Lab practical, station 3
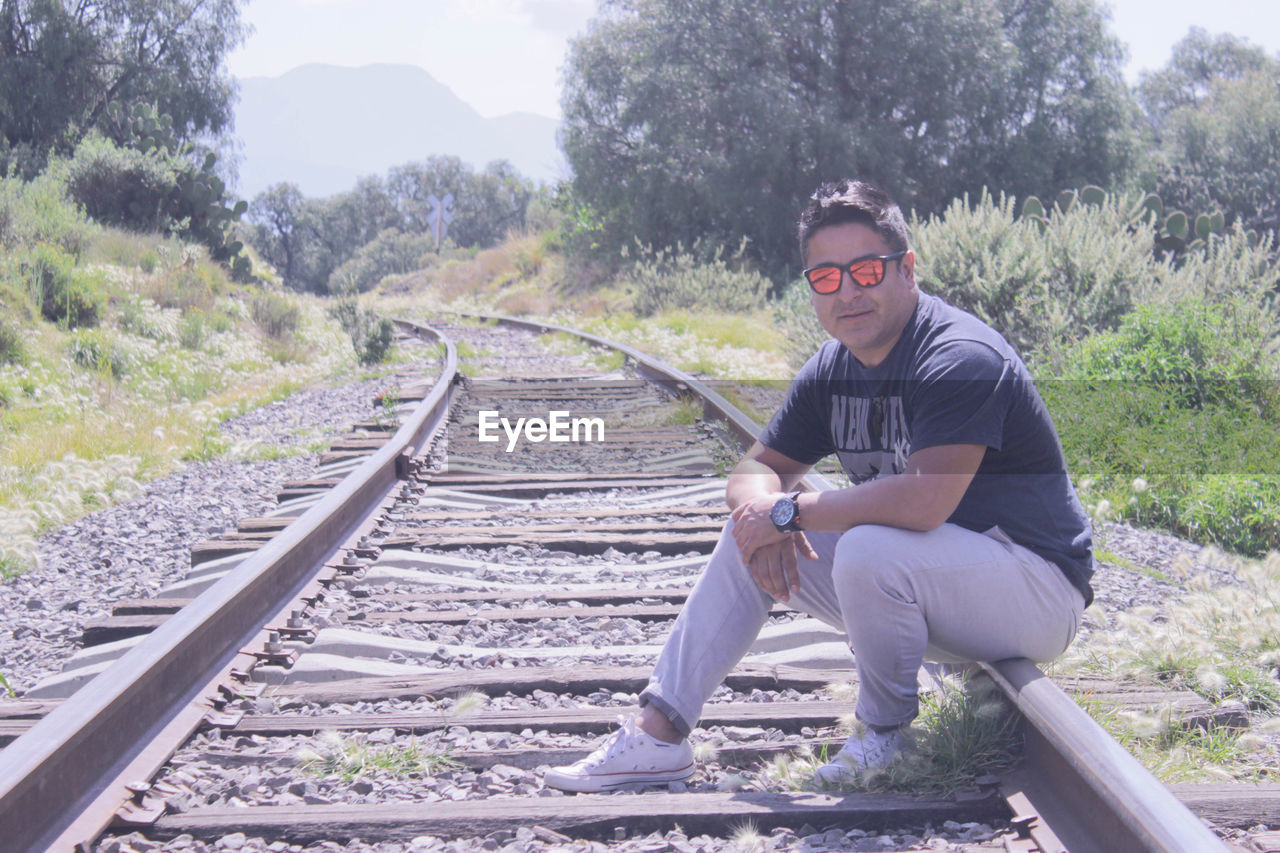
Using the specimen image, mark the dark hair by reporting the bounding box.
[798,180,910,260]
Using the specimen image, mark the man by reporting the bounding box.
[544,179,1093,792]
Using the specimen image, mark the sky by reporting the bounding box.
[226,0,1280,120]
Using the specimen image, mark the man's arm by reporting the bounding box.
[725,441,812,511]
[728,442,987,600]
[795,443,986,533]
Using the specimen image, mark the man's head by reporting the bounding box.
[798,180,918,367]
[797,180,909,263]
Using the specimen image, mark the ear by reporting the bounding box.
[900,250,916,283]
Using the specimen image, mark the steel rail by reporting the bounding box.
[466,310,1227,853]
[0,322,458,853]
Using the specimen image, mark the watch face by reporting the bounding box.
[771,498,794,527]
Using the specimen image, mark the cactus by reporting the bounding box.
[1017,184,1229,264]
[106,101,255,280]
[1080,185,1106,207]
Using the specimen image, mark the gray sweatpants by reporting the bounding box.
[640,520,1085,735]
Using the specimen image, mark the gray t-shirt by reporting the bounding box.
[761,291,1094,604]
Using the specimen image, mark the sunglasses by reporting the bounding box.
[803,250,908,295]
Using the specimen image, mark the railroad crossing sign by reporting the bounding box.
[426,192,454,250]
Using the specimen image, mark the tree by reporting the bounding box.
[387,156,533,247]
[248,157,536,293]
[249,183,308,290]
[0,0,246,174]
[561,0,1139,278]
[1138,29,1280,233]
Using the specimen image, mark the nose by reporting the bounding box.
[837,270,864,298]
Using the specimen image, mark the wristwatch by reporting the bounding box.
[770,491,802,533]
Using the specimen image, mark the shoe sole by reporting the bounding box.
[544,762,695,793]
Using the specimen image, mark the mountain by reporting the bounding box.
[231,63,565,199]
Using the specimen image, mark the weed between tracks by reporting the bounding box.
[298,731,463,781]
[296,691,487,782]
[755,675,1020,795]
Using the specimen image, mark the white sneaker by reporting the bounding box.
[814,726,906,784]
[543,716,695,792]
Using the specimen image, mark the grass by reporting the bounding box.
[757,675,1020,795]
[297,731,462,781]
[1062,547,1280,715]
[1082,696,1275,783]
[664,395,704,426]
[297,691,486,781]
[0,232,358,575]
[1057,545,1280,781]
[1094,547,1173,583]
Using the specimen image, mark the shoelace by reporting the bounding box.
[583,715,640,767]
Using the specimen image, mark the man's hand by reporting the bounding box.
[731,495,818,601]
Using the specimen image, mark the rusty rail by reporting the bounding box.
[0,322,457,852]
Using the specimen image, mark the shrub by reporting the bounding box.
[143,253,224,315]
[58,127,252,280]
[68,329,134,377]
[0,316,23,364]
[330,298,395,365]
[250,290,301,339]
[21,244,103,328]
[329,228,433,293]
[1146,228,1280,306]
[178,311,208,350]
[1060,298,1278,412]
[625,239,769,316]
[61,134,177,234]
[0,173,94,256]
[911,190,1153,358]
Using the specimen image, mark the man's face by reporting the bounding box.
[805,221,918,367]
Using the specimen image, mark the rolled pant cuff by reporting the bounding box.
[639,688,693,739]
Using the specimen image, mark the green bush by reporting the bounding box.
[911,190,1154,359]
[0,316,23,364]
[1060,299,1278,412]
[178,310,208,350]
[58,129,252,280]
[20,244,104,328]
[1045,298,1280,555]
[329,228,433,293]
[68,329,133,377]
[61,134,178,234]
[0,173,94,256]
[249,290,301,339]
[330,298,395,365]
[1147,228,1280,306]
[625,239,769,317]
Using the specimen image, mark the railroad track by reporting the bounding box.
[0,315,1263,852]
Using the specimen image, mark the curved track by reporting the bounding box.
[0,315,1237,851]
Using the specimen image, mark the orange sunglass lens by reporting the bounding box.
[807,267,842,294]
[848,259,885,287]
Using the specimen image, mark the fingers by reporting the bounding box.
[748,542,801,602]
[795,531,819,563]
